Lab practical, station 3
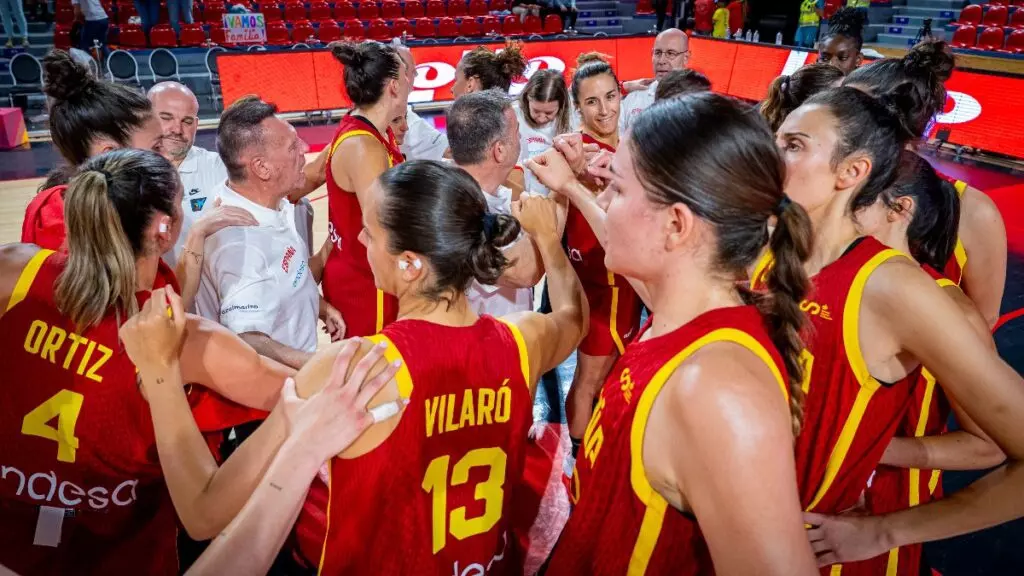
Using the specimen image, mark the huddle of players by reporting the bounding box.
[0,24,1020,576]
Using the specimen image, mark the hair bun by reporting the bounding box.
[876,84,918,141]
[904,40,954,83]
[42,50,93,102]
[496,43,528,81]
[330,41,365,67]
[576,52,610,67]
[828,6,867,36]
[469,213,520,285]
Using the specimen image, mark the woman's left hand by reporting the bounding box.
[319,298,346,342]
[804,511,892,567]
[119,286,187,374]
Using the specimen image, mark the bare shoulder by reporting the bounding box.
[860,254,930,311]
[943,284,991,345]
[959,185,1006,251]
[0,244,43,313]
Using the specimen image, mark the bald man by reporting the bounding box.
[619,28,691,134]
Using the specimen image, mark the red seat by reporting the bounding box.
[358,1,380,19]
[489,0,506,10]
[284,2,307,20]
[523,13,541,34]
[635,0,653,15]
[950,24,977,48]
[259,2,284,22]
[1010,8,1024,28]
[501,14,522,34]
[208,23,227,44]
[203,2,225,24]
[413,16,435,36]
[956,3,982,26]
[426,0,446,17]
[481,14,499,34]
[981,4,1008,27]
[392,16,411,37]
[468,0,487,16]
[53,24,72,49]
[119,23,147,47]
[334,1,356,20]
[266,20,290,44]
[404,0,425,18]
[114,1,137,24]
[459,16,481,35]
[180,22,208,46]
[150,23,178,47]
[448,0,467,17]
[55,6,75,24]
[309,1,331,20]
[320,18,345,41]
[292,19,316,41]
[341,18,365,38]
[368,17,391,39]
[381,0,402,18]
[977,25,1004,49]
[542,13,561,33]
[437,16,458,35]
[1001,28,1024,52]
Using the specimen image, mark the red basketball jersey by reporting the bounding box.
[547,306,791,575]
[0,250,179,575]
[21,185,68,251]
[847,265,954,576]
[322,115,403,337]
[297,316,533,575]
[566,134,642,356]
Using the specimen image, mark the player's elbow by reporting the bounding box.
[180,510,224,541]
[973,439,1007,469]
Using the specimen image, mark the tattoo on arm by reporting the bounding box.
[269,482,284,491]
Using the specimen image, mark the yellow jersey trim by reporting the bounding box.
[630,328,788,505]
[375,289,386,334]
[317,464,333,576]
[7,249,54,312]
[365,334,414,398]
[750,249,775,290]
[952,180,968,278]
[627,490,669,576]
[606,271,627,355]
[885,548,900,576]
[496,318,532,391]
[329,128,396,168]
[954,180,968,196]
[806,248,905,511]
[831,564,844,576]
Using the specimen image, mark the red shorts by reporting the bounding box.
[578,280,641,357]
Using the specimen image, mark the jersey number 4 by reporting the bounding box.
[21,389,85,463]
[421,447,507,554]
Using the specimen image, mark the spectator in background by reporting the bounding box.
[71,0,108,54]
[653,68,711,100]
[795,0,823,48]
[693,0,713,35]
[846,0,868,23]
[195,96,331,370]
[712,0,729,38]
[619,28,690,133]
[167,0,193,36]
[652,0,668,31]
[550,0,577,31]
[390,110,409,148]
[134,0,160,39]
[0,0,29,47]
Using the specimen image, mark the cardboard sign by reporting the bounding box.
[222,13,266,44]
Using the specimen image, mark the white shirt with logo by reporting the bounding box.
[619,80,658,135]
[401,106,449,161]
[194,182,319,353]
[466,185,534,318]
[513,100,558,197]
[167,145,230,269]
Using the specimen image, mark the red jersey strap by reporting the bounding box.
[6,248,55,312]
[364,333,414,398]
[329,115,398,169]
[750,249,774,290]
[495,317,531,391]
[627,327,787,572]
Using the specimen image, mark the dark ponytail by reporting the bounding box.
[881,151,960,271]
[844,39,955,137]
[378,161,521,303]
[330,40,401,107]
[42,49,152,165]
[630,93,811,435]
[760,63,845,133]
[460,43,528,93]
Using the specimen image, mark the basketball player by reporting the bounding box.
[528,93,819,574]
[119,298,402,576]
[619,28,690,133]
[766,88,1024,566]
[760,63,844,133]
[321,40,410,338]
[842,152,1004,575]
[280,161,588,573]
[514,69,571,196]
[561,53,643,451]
[844,40,1007,328]
[0,150,294,575]
[818,8,867,75]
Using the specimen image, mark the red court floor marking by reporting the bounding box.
[994,308,1024,333]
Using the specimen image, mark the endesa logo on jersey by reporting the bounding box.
[218,36,1024,159]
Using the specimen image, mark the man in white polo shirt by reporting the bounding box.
[619,28,691,134]
[195,96,323,369]
[448,90,548,316]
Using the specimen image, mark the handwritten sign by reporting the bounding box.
[222,13,267,44]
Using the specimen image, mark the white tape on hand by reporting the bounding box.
[369,401,401,424]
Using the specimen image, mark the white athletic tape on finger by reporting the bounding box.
[369,401,400,423]
[33,506,64,547]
